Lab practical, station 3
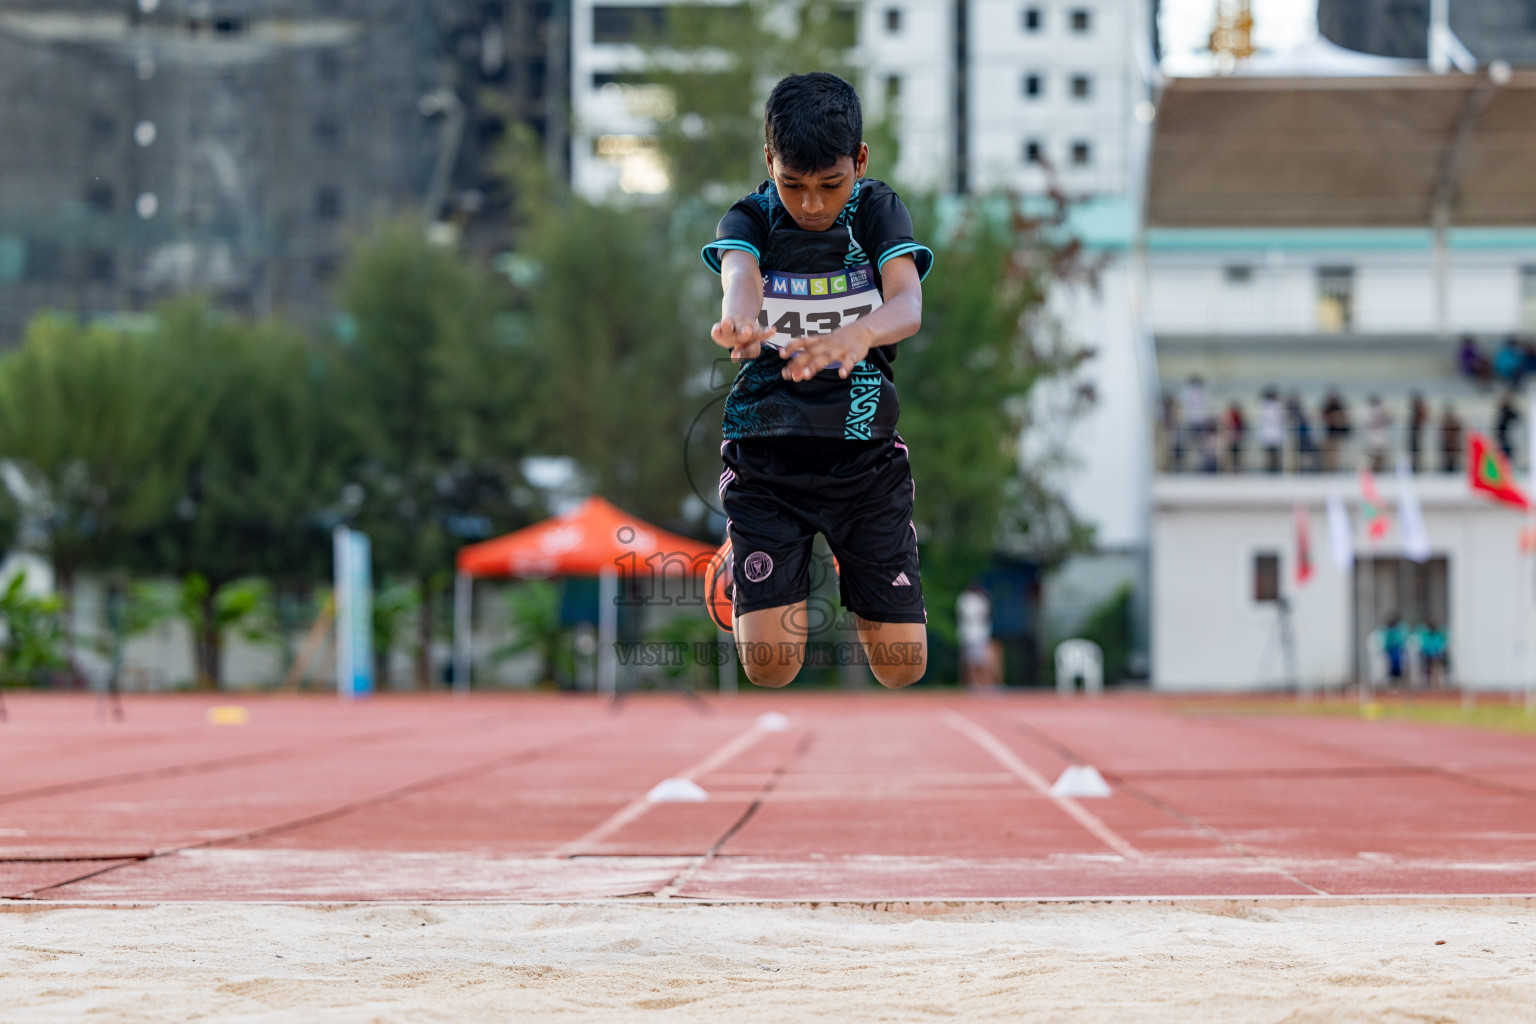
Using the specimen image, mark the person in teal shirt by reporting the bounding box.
[1415,620,1448,688]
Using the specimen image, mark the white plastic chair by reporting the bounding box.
[1055,639,1103,696]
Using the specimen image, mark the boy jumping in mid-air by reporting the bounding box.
[702,71,932,688]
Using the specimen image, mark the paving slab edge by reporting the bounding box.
[4,894,1536,913]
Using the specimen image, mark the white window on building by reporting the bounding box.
[1070,140,1091,166]
[1023,73,1043,98]
[1224,264,1254,285]
[1023,139,1044,164]
[1023,6,1042,31]
[1069,7,1092,33]
[885,74,902,105]
[885,7,902,33]
[1521,266,1536,331]
[1070,74,1092,99]
[1317,266,1355,332]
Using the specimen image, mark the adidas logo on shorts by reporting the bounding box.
[891,572,912,587]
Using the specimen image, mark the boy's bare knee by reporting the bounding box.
[872,660,925,688]
[861,630,927,688]
[743,662,799,688]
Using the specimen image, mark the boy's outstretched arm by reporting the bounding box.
[776,255,922,381]
[711,250,776,362]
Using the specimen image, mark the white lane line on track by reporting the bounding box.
[549,723,772,859]
[943,711,1142,860]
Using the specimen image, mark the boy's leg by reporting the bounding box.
[853,616,927,688]
[720,441,817,688]
[735,602,808,688]
[820,438,928,688]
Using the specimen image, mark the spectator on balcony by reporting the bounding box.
[1407,391,1429,473]
[1495,336,1527,387]
[1495,392,1521,462]
[1364,395,1393,474]
[1180,375,1213,473]
[1440,402,1463,473]
[1197,419,1221,473]
[1321,389,1351,472]
[1223,401,1246,472]
[1458,335,1491,385]
[1287,393,1319,473]
[1159,391,1180,472]
[1258,387,1284,474]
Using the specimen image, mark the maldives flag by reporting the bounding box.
[1293,503,1313,585]
[1469,431,1530,510]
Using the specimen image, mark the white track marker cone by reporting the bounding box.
[646,778,709,803]
[1049,765,1112,799]
[756,711,790,732]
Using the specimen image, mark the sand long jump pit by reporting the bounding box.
[4,693,1536,1020]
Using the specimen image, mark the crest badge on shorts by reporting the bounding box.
[743,551,774,583]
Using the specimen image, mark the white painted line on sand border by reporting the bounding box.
[943,711,1142,860]
[549,723,773,859]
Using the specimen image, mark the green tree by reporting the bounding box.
[642,0,867,198]
[338,220,538,689]
[0,313,215,666]
[0,571,66,686]
[901,195,1097,646]
[125,303,350,688]
[371,581,420,691]
[510,192,715,529]
[174,574,278,689]
[491,580,570,687]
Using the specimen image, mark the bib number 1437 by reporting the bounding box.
[757,305,873,338]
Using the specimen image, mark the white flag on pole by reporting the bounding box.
[1327,493,1354,571]
[1395,455,1431,563]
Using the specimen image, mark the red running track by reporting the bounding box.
[2,692,1535,902]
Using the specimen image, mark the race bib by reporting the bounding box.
[756,263,883,369]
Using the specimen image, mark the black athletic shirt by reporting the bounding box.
[701,178,933,441]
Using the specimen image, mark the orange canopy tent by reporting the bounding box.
[451,497,720,695]
[456,496,716,578]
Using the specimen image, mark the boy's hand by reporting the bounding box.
[777,325,872,381]
[712,317,775,362]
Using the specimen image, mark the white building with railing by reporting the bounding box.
[1145,70,1536,692]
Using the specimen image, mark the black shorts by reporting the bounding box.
[719,436,926,625]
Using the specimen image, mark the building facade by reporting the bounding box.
[1145,71,1536,692]
[0,0,573,340]
[0,0,443,339]
[567,0,1152,196]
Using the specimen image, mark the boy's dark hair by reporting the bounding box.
[764,72,863,173]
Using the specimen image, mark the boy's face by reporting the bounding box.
[764,142,869,232]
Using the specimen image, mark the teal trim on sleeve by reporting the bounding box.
[877,243,934,282]
[700,239,761,274]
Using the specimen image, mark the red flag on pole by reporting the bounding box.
[1293,503,1313,585]
[1468,431,1530,510]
